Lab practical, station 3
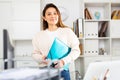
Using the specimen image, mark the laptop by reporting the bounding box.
[83,60,120,80]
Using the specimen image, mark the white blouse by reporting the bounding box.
[32,27,80,67]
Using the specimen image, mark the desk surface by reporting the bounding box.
[0,67,61,80]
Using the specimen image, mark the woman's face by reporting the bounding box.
[43,7,59,26]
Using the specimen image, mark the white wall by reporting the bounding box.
[0,1,12,58]
[10,0,40,40]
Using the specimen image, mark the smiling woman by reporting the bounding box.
[32,3,80,80]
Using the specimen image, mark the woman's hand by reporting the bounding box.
[41,55,47,64]
[32,50,49,64]
[40,54,51,65]
[54,60,64,68]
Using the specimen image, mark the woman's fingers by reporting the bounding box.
[54,60,64,68]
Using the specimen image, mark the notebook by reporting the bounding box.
[47,38,71,60]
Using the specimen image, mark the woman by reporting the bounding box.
[32,3,80,80]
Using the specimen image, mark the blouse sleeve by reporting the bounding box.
[62,28,80,65]
[32,35,43,63]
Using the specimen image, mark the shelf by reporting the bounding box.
[111,37,120,39]
[85,37,110,40]
[85,3,108,6]
[79,55,111,58]
[111,3,120,11]
[14,56,33,61]
[84,3,110,20]
[70,1,120,78]
[78,38,84,40]
[75,1,120,77]
[112,55,120,57]
[84,19,110,22]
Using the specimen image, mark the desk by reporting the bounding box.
[0,67,62,80]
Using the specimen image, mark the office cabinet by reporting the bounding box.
[74,0,120,78]
[10,0,40,40]
[15,60,38,68]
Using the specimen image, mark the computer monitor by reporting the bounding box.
[83,60,120,80]
[3,29,14,69]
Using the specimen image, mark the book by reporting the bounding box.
[73,18,83,38]
[99,22,108,37]
[111,10,118,19]
[73,21,76,34]
[73,21,79,37]
[117,10,120,19]
[47,38,71,60]
[79,43,83,55]
[85,8,92,19]
[77,18,83,38]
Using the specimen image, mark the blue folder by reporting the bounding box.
[47,38,71,60]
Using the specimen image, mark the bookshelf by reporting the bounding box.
[74,1,120,78]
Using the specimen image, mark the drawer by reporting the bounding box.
[111,56,120,60]
[15,61,38,68]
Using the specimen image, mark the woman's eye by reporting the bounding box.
[46,12,57,16]
[47,13,51,16]
[54,12,57,15]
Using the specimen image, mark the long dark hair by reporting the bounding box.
[42,3,66,30]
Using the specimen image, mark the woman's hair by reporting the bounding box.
[42,3,67,30]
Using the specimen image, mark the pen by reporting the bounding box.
[50,62,58,67]
[103,69,109,80]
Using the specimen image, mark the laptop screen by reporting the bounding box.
[83,60,120,80]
